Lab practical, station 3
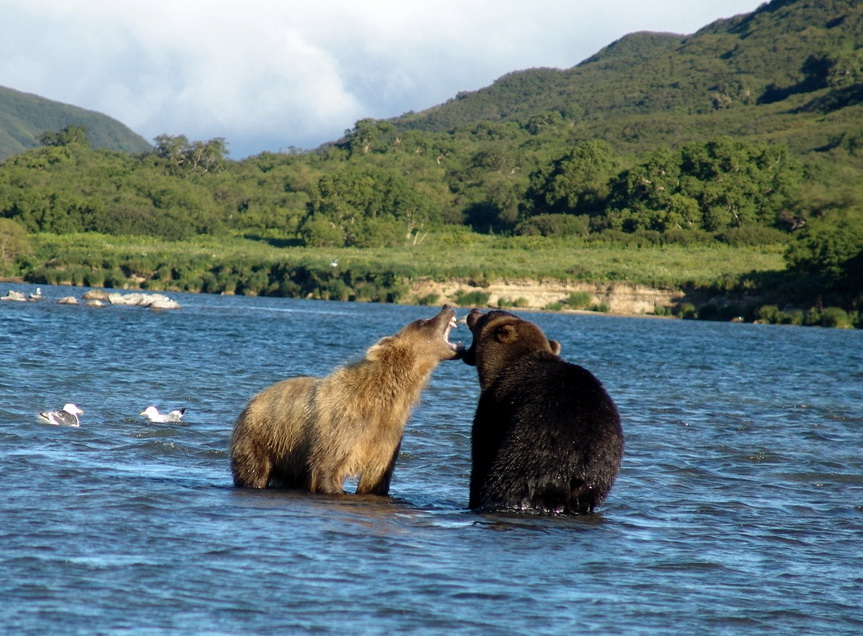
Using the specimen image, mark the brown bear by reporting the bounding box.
[230,305,461,495]
[462,309,624,515]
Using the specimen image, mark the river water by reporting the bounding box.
[1,283,861,635]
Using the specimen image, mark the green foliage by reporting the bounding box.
[567,291,592,309]
[522,140,617,217]
[675,303,699,320]
[747,303,856,328]
[755,304,783,323]
[340,119,399,157]
[716,225,792,246]
[515,214,589,237]
[301,164,439,247]
[40,125,91,148]
[497,297,529,309]
[0,218,32,274]
[785,211,863,289]
[0,137,297,240]
[453,289,492,307]
[153,135,228,175]
[820,306,854,329]
[603,138,805,233]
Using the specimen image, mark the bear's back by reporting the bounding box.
[472,352,623,514]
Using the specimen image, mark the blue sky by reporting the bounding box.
[0,0,763,158]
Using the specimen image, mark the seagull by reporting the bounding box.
[140,406,187,423]
[38,403,83,427]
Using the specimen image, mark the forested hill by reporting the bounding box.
[0,86,152,160]
[392,0,863,154]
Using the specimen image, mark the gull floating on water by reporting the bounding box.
[38,403,83,427]
[141,406,187,423]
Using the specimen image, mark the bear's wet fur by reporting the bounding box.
[230,306,461,494]
[462,309,623,515]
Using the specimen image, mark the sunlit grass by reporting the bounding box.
[31,231,786,289]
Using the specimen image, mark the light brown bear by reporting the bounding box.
[230,305,461,495]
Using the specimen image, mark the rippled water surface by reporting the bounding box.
[1,284,861,635]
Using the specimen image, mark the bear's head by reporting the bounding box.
[461,309,560,388]
[368,305,462,364]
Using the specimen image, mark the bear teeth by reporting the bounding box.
[443,317,458,348]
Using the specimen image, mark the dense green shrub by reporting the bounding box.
[675,303,698,319]
[498,297,530,308]
[0,218,32,275]
[780,310,804,326]
[454,289,491,307]
[497,297,515,308]
[567,291,592,309]
[785,212,863,299]
[104,268,128,288]
[84,269,105,288]
[662,228,715,246]
[803,307,823,326]
[755,304,782,323]
[716,225,790,246]
[515,214,589,237]
[821,306,853,328]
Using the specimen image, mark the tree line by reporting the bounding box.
[0,122,860,318]
[2,125,811,243]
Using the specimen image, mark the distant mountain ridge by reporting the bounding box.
[391,0,863,151]
[0,86,151,160]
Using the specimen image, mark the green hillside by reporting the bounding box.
[393,0,863,156]
[0,86,152,160]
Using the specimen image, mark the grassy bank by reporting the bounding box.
[26,231,786,289]
[18,232,861,328]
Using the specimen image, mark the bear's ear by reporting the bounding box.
[466,308,484,330]
[549,340,562,355]
[493,323,518,344]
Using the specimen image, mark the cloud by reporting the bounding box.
[0,0,762,157]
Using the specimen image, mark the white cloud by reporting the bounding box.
[0,0,763,157]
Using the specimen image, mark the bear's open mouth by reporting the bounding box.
[443,313,462,352]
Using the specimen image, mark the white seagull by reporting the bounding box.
[141,406,187,423]
[38,403,83,427]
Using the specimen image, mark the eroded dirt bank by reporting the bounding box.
[409,279,685,315]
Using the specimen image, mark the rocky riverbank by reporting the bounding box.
[2,287,181,309]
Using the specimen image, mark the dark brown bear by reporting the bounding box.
[230,306,461,494]
[462,309,623,514]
